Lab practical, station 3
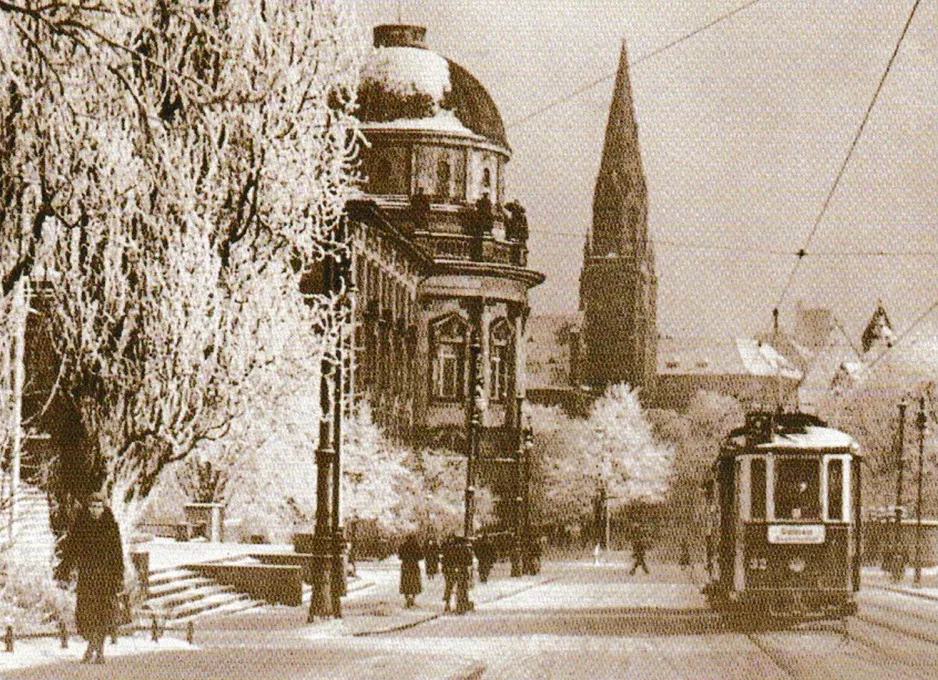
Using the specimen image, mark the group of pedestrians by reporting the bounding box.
[398,533,500,613]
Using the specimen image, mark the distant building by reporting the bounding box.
[653,336,802,412]
[578,41,657,395]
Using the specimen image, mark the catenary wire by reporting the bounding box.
[774,0,925,311]
[505,0,770,131]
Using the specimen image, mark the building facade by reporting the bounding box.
[578,42,657,395]
[351,24,544,456]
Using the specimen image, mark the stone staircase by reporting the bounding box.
[0,481,56,575]
[142,557,268,624]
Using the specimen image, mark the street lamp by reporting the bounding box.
[520,426,536,575]
[890,399,908,582]
[914,395,928,585]
[308,223,350,621]
[464,307,485,540]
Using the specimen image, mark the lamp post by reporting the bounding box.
[308,222,350,621]
[511,395,525,578]
[464,301,485,540]
[915,396,927,585]
[891,399,908,582]
[520,426,535,574]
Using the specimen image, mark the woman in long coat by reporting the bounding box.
[59,490,124,665]
[398,535,423,608]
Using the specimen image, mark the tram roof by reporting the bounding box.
[722,412,860,455]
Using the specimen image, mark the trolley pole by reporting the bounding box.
[914,396,926,585]
[891,399,908,581]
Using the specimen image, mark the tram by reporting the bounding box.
[703,412,862,621]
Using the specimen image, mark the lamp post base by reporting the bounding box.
[305,534,347,621]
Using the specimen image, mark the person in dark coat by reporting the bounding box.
[441,535,474,613]
[424,537,440,580]
[629,529,650,576]
[473,532,495,583]
[58,490,124,665]
[398,535,423,608]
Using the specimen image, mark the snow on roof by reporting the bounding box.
[361,46,451,104]
[656,336,802,380]
[737,338,802,380]
[756,425,858,451]
[363,110,480,138]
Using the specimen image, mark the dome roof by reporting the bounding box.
[358,25,509,150]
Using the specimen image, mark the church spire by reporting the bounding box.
[589,39,647,259]
[578,38,657,395]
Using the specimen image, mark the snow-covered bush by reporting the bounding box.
[0,558,74,629]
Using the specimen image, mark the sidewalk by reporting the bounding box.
[0,552,552,679]
[861,564,938,601]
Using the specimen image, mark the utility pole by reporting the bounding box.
[891,399,908,581]
[915,395,926,585]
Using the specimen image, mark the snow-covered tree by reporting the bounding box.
[530,385,673,530]
[649,391,743,555]
[0,1,364,540]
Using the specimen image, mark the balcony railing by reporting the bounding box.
[412,233,528,268]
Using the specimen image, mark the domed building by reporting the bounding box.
[347,25,544,460]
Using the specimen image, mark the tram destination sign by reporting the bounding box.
[767,525,826,544]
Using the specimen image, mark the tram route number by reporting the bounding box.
[748,557,767,571]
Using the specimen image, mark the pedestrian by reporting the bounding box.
[454,536,475,612]
[57,489,124,665]
[441,535,474,613]
[474,532,495,583]
[679,539,692,572]
[398,534,423,608]
[629,529,650,576]
[424,537,440,580]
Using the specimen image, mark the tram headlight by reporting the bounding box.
[789,558,806,573]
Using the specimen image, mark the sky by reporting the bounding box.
[353,0,938,342]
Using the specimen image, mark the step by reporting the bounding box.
[147,584,238,612]
[169,590,256,619]
[147,575,216,598]
[148,568,205,585]
[173,596,265,624]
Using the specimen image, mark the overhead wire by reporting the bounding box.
[505,0,771,131]
[773,0,925,311]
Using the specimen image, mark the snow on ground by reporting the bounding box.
[0,632,193,673]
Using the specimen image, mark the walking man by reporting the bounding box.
[629,529,650,576]
[57,489,124,665]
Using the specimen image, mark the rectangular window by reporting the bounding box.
[436,345,461,400]
[775,458,820,520]
[751,458,766,520]
[827,459,844,521]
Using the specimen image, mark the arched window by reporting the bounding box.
[430,315,468,402]
[489,319,512,402]
[437,157,451,198]
[481,167,492,200]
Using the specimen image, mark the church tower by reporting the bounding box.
[578,41,657,393]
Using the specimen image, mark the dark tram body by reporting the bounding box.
[704,412,862,620]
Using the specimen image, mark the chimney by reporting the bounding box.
[374,25,428,49]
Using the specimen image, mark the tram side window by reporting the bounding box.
[827,459,844,521]
[775,458,819,520]
[751,458,766,520]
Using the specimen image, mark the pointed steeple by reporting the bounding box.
[589,39,648,259]
[861,301,894,354]
[577,38,657,395]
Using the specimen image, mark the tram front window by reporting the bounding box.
[775,458,819,520]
